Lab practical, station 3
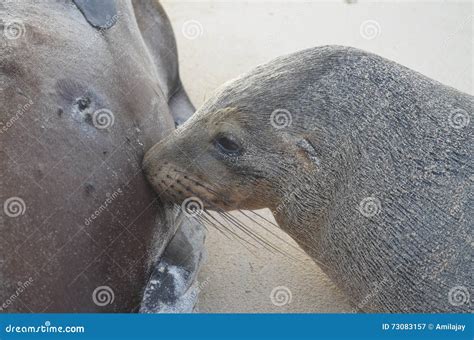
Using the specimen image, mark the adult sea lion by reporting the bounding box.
[1,0,205,312]
[143,46,472,313]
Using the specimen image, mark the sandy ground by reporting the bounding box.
[161,0,472,312]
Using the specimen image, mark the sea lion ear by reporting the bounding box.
[296,138,321,168]
[72,0,118,30]
[131,1,195,126]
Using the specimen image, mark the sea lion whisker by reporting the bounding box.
[171,169,232,204]
[202,211,260,253]
[246,210,280,228]
[198,213,232,240]
[201,207,250,243]
[216,208,302,262]
[238,209,307,256]
[217,210,278,253]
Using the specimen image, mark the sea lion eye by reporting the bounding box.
[214,136,242,155]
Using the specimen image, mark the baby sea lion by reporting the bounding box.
[143,46,472,313]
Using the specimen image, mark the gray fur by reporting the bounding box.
[144,46,472,312]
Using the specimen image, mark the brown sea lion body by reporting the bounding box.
[1,0,204,312]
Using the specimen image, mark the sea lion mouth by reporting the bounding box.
[144,163,233,211]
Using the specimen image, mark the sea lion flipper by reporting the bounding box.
[140,215,206,313]
[72,0,118,30]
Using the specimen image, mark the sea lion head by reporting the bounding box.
[143,46,394,216]
[143,86,323,213]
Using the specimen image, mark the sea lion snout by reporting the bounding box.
[143,140,222,209]
[143,141,175,196]
[143,116,267,212]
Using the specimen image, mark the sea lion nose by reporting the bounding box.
[143,143,159,169]
[142,159,151,178]
[142,150,156,180]
[142,145,169,188]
